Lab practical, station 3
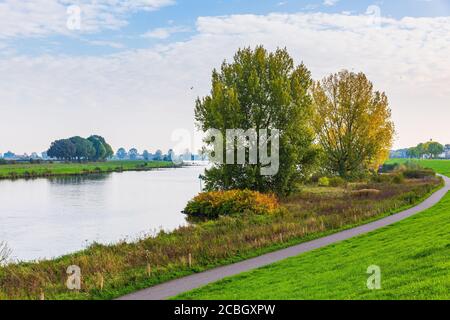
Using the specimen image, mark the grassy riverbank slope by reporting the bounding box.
[0,175,442,300]
[386,158,450,177]
[0,161,175,180]
[176,191,450,300]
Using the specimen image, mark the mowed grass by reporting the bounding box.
[175,192,450,300]
[0,160,175,179]
[386,159,450,177]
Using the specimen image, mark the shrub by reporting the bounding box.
[318,177,330,187]
[329,176,346,187]
[183,189,279,219]
[381,163,398,173]
[371,174,393,184]
[403,169,435,179]
[392,173,405,184]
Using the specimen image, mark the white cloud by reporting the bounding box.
[0,0,175,38]
[85,40,125,49]
[142,26,191,39]
[323,0,339,7]
[1,12,450,153]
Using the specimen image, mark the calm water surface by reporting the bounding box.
[0,166,205,262]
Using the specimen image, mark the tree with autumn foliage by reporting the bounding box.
[311,70,395,177]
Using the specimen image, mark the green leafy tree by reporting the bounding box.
[128,148,139,160]
[425,141,444,159]
[47,139,76,161]
[195,46,317,195]
[69,136,95,161]
[407,147,419,159]
[416,143,427,158]
[87,135,114,161]
[116,148,127,159]
[142,150,150,161]
[154,149,163,161]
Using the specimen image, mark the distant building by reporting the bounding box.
[445,145,450,159]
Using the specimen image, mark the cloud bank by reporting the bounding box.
[1,12,450,153]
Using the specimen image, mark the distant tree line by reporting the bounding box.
[115,148,176,161]
[407,141,446,159]
[47,135,113,161]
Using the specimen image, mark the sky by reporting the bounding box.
[1,0,450,155]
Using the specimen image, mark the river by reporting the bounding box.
[0,166,206,262]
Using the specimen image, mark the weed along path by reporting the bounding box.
[118,175,450,300]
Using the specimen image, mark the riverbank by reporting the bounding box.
[0,175,443,300]
[0,161,177,180]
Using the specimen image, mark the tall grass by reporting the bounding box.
[0,177,442,300]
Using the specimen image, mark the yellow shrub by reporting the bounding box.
[184,189,279,219]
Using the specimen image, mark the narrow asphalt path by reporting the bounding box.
[119,175,450,300]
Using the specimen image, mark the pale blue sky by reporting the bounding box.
[1,0,450,154]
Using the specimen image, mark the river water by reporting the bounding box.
[0,166,205,262]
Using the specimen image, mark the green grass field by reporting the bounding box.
[386,158,450,177]
[175,159,450,300]
[0,160,175,179]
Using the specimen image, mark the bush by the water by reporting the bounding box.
[318,177,330,187]
[329,176,347,187]
[183,190,279,219]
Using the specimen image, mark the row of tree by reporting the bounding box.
[407,141,446,159]
[196,46,395,195]
[47,135,113,161]
[116,148,167,161]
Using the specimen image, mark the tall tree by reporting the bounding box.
[142,150,150,161]
[195,46,317,195]
[312,70,395,177]
[425,141,444,159]
[154,149,163,161]
[407,147,419,159]
[69,136,95,161]
[116,148,127,159]
[47,139,76,161]
[128,148,139,160]
[88,135,113,161]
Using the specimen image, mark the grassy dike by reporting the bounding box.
[0,175,442,300]
[0,160,176,180]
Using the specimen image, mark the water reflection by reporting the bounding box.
[47,174,111,185]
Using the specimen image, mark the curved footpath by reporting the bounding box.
[119,174,450,300]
